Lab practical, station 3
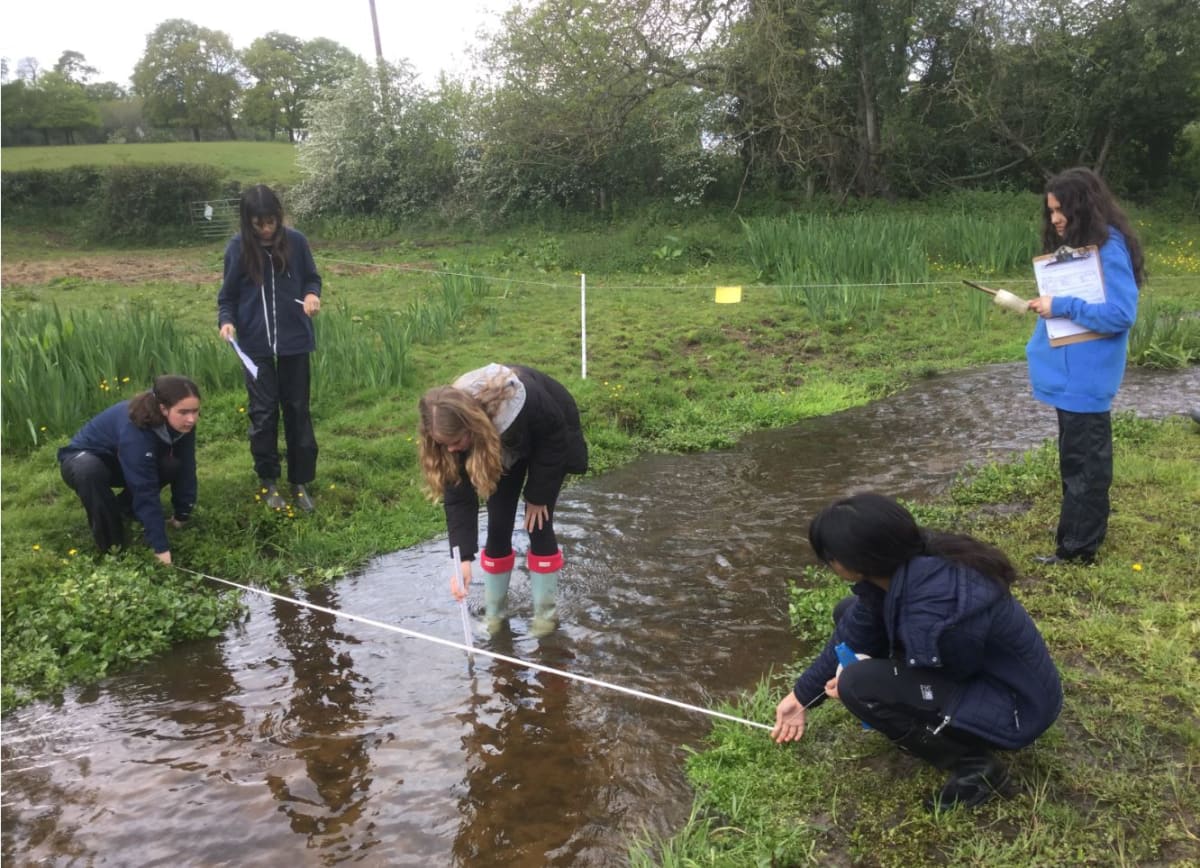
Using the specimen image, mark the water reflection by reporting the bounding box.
[264,587,374,851]
[453,640,588,865]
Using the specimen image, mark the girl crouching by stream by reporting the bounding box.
[772,492,1062,810]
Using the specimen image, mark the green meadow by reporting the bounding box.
[0,140,300,188]
[2,160,1198,863]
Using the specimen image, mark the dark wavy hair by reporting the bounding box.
[808,492,1015,589]
[238,184,291,287]
[128,375,201,428]
[1043,167,1145,287]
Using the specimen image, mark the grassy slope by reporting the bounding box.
[0,141,300,188]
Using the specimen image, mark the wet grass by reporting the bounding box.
[631,414,1200,866]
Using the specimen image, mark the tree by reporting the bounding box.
[293,62,457,218]
[54,50,98,85]
[241,33,360,141]
[132,19,242,140]
[15,56,40,83]
[86,81,128,102]
[472,0,722,213]
[35,71,101,143]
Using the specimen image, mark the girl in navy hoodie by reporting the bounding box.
[59,375,201,565]
[1026,168,1143,564]
[218,185,322,512]
[773,493,1062,811]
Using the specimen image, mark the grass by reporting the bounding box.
[0,141,300,189]
[632,415,1200,865]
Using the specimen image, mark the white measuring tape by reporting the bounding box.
[175,566,773,732]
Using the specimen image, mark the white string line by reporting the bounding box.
[175,566,773,732]
[314,258,1200,292]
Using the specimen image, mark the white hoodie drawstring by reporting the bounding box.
[258,249,278,356]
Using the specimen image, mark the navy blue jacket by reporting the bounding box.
[59,401,197,553]
[217,227,322,358]
[793,556,1062,749]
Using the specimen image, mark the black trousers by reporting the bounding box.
[60,451,177,553]
[245,353,318,485]
[483,458,564,559]
[1055,408,1112,560]
[832,598,995,752]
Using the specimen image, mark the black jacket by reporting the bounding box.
[444,365,587,560]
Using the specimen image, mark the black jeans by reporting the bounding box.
[245,352,318,484]
[1055,408,1112,560]
[832,598,995,751]
[60,451,178,553]
[483,458,564,559]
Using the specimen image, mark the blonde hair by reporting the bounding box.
[417,385,505,499]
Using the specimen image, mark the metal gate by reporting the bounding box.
[190,198,239,240]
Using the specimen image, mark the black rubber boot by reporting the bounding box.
[892,725,1008,811]
[927,752,1008,811]
[259,479,286,509]
[291,484,315,513]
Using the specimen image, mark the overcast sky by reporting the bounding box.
[0,0,501,87]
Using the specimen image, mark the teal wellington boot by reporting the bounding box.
[528,549,564,638]
[480,551,515,635]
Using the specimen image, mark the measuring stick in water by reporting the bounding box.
[451,546,474,655]
[962,279,1029,314]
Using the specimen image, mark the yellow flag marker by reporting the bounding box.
[715,285,742,304]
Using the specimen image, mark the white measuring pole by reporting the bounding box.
[451,546,473,658]
[580,272,587,380]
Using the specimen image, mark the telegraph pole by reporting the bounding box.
[368,0,384,62]
[368,0,389,110]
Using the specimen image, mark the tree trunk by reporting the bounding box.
[192,126,201,142]
[1094,127,1114,177]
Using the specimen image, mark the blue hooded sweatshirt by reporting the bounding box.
[793,556,1063,750]
[59,401,197,553]
[1025,228,1139,413]
[217,227,322,359]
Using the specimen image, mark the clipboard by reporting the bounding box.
[1032,245,1110,348]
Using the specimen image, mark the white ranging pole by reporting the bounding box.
[580,272,588,380]
[452,546,473,659]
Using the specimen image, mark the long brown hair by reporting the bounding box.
[1043,167,1145,287]
[417,386,504,499]
[238,184,291,287]
[128,375,201,429]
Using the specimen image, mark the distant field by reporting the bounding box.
[0,141,300,187]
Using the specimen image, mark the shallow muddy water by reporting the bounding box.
[3,363,1196,866]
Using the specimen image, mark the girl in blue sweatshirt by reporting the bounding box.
[218,185,322,512]
[1025,168,1143,564]
[58,375,201,564]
